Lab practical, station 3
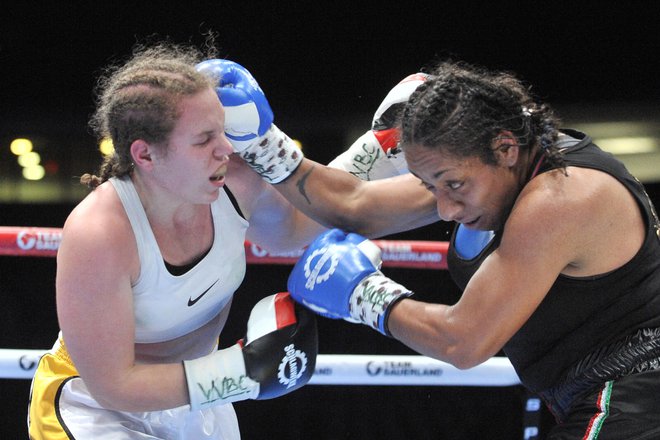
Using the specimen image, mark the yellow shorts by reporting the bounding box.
[28,338,240,439]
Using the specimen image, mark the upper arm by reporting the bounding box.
[445,182,585,363]
[389,177,586,367]
[56,203,138,399]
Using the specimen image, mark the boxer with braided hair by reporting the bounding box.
[28,40,442,439]
[401,61,565,170]
[216,59,660,438]
[28,42,326,440]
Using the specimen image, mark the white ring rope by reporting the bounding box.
[0,349,520,385]
[1,226,520,386]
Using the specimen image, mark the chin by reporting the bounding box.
[199,189,220,204]
[470,217,498,231]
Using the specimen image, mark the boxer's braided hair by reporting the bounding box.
[400,60,564,170]
[82,42,216,188]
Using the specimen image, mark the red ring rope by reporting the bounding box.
[0,226,449,269]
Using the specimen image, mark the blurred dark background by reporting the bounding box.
[2,2,660,439]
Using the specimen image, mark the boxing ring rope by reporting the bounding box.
[0,225,519,387]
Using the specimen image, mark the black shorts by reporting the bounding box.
[546,368,660,439]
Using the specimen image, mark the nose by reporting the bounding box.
[436,196,463,222]
[213,134,234,159]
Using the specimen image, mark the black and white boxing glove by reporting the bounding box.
[328,73,428,180]
[183,292,317,410]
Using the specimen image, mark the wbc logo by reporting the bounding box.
[303,246,339,290]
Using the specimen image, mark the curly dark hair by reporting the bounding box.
[82,40,217,188]
[400,60,564,169]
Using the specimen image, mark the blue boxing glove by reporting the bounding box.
[287,229,413,336]
[196,59,303,183]
[196,59,273,144]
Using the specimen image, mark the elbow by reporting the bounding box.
[447,353,485,370]
[448,338,501,370]
[433,340,483,370]
[326,200,382,237]
[302,205,373,237]
[83,378,149,413]
[329,215,374,237]
[438,345,492,370]
[87,387,137,412]
[432,320,494,370]
[86,387,130,412]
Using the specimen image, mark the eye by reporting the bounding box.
[195,134,214,146]
[420,181,435,192]
[447,180,463,190]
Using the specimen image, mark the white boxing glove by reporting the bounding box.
[183,292,317,410]
[328,73,428,180]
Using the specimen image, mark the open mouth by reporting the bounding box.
[210,165,227,183]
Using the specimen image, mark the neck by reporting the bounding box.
[130,173,205,228]
[526,146,545,182]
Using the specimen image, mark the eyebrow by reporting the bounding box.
[196,130,217,138]
[410,168,450,181]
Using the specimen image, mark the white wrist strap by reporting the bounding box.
[236,124,303,184]
[349,272,413,336]
[328,130,407,181]
[183,344,259,411]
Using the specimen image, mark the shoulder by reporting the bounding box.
[60,182,138,278]
[503,166,637,271]
[516,166,629,222]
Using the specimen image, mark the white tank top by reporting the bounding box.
[109,176,249,343]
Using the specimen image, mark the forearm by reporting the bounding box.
[276,159,438,238]
[387,299,491,369]
[88,362,189,412]
[276,159,367,229]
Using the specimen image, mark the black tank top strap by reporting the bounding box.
[223,185,245,220]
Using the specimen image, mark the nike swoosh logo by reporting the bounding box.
[188,279,219,307]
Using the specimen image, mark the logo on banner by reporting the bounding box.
[16,230,61,251]
[19,354,40,371]
[249,243,304,259]
[366,361,443,377]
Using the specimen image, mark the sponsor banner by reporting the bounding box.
[309,355,520,386]
[0,227,61,257]
[246,240,448,269]
[0,226,448,270]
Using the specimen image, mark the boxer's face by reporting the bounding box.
[146,88,233,205]
[406,143,521,231]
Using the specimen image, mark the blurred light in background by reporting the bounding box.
[2,111,659,203]
[22,165,46,180]
[10,138,47,181]
[10,138,33,156]
[99,138,114,156]
[17,151,41,168]
[593,137,657,155]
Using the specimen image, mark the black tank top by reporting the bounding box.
[447,129,660,393]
